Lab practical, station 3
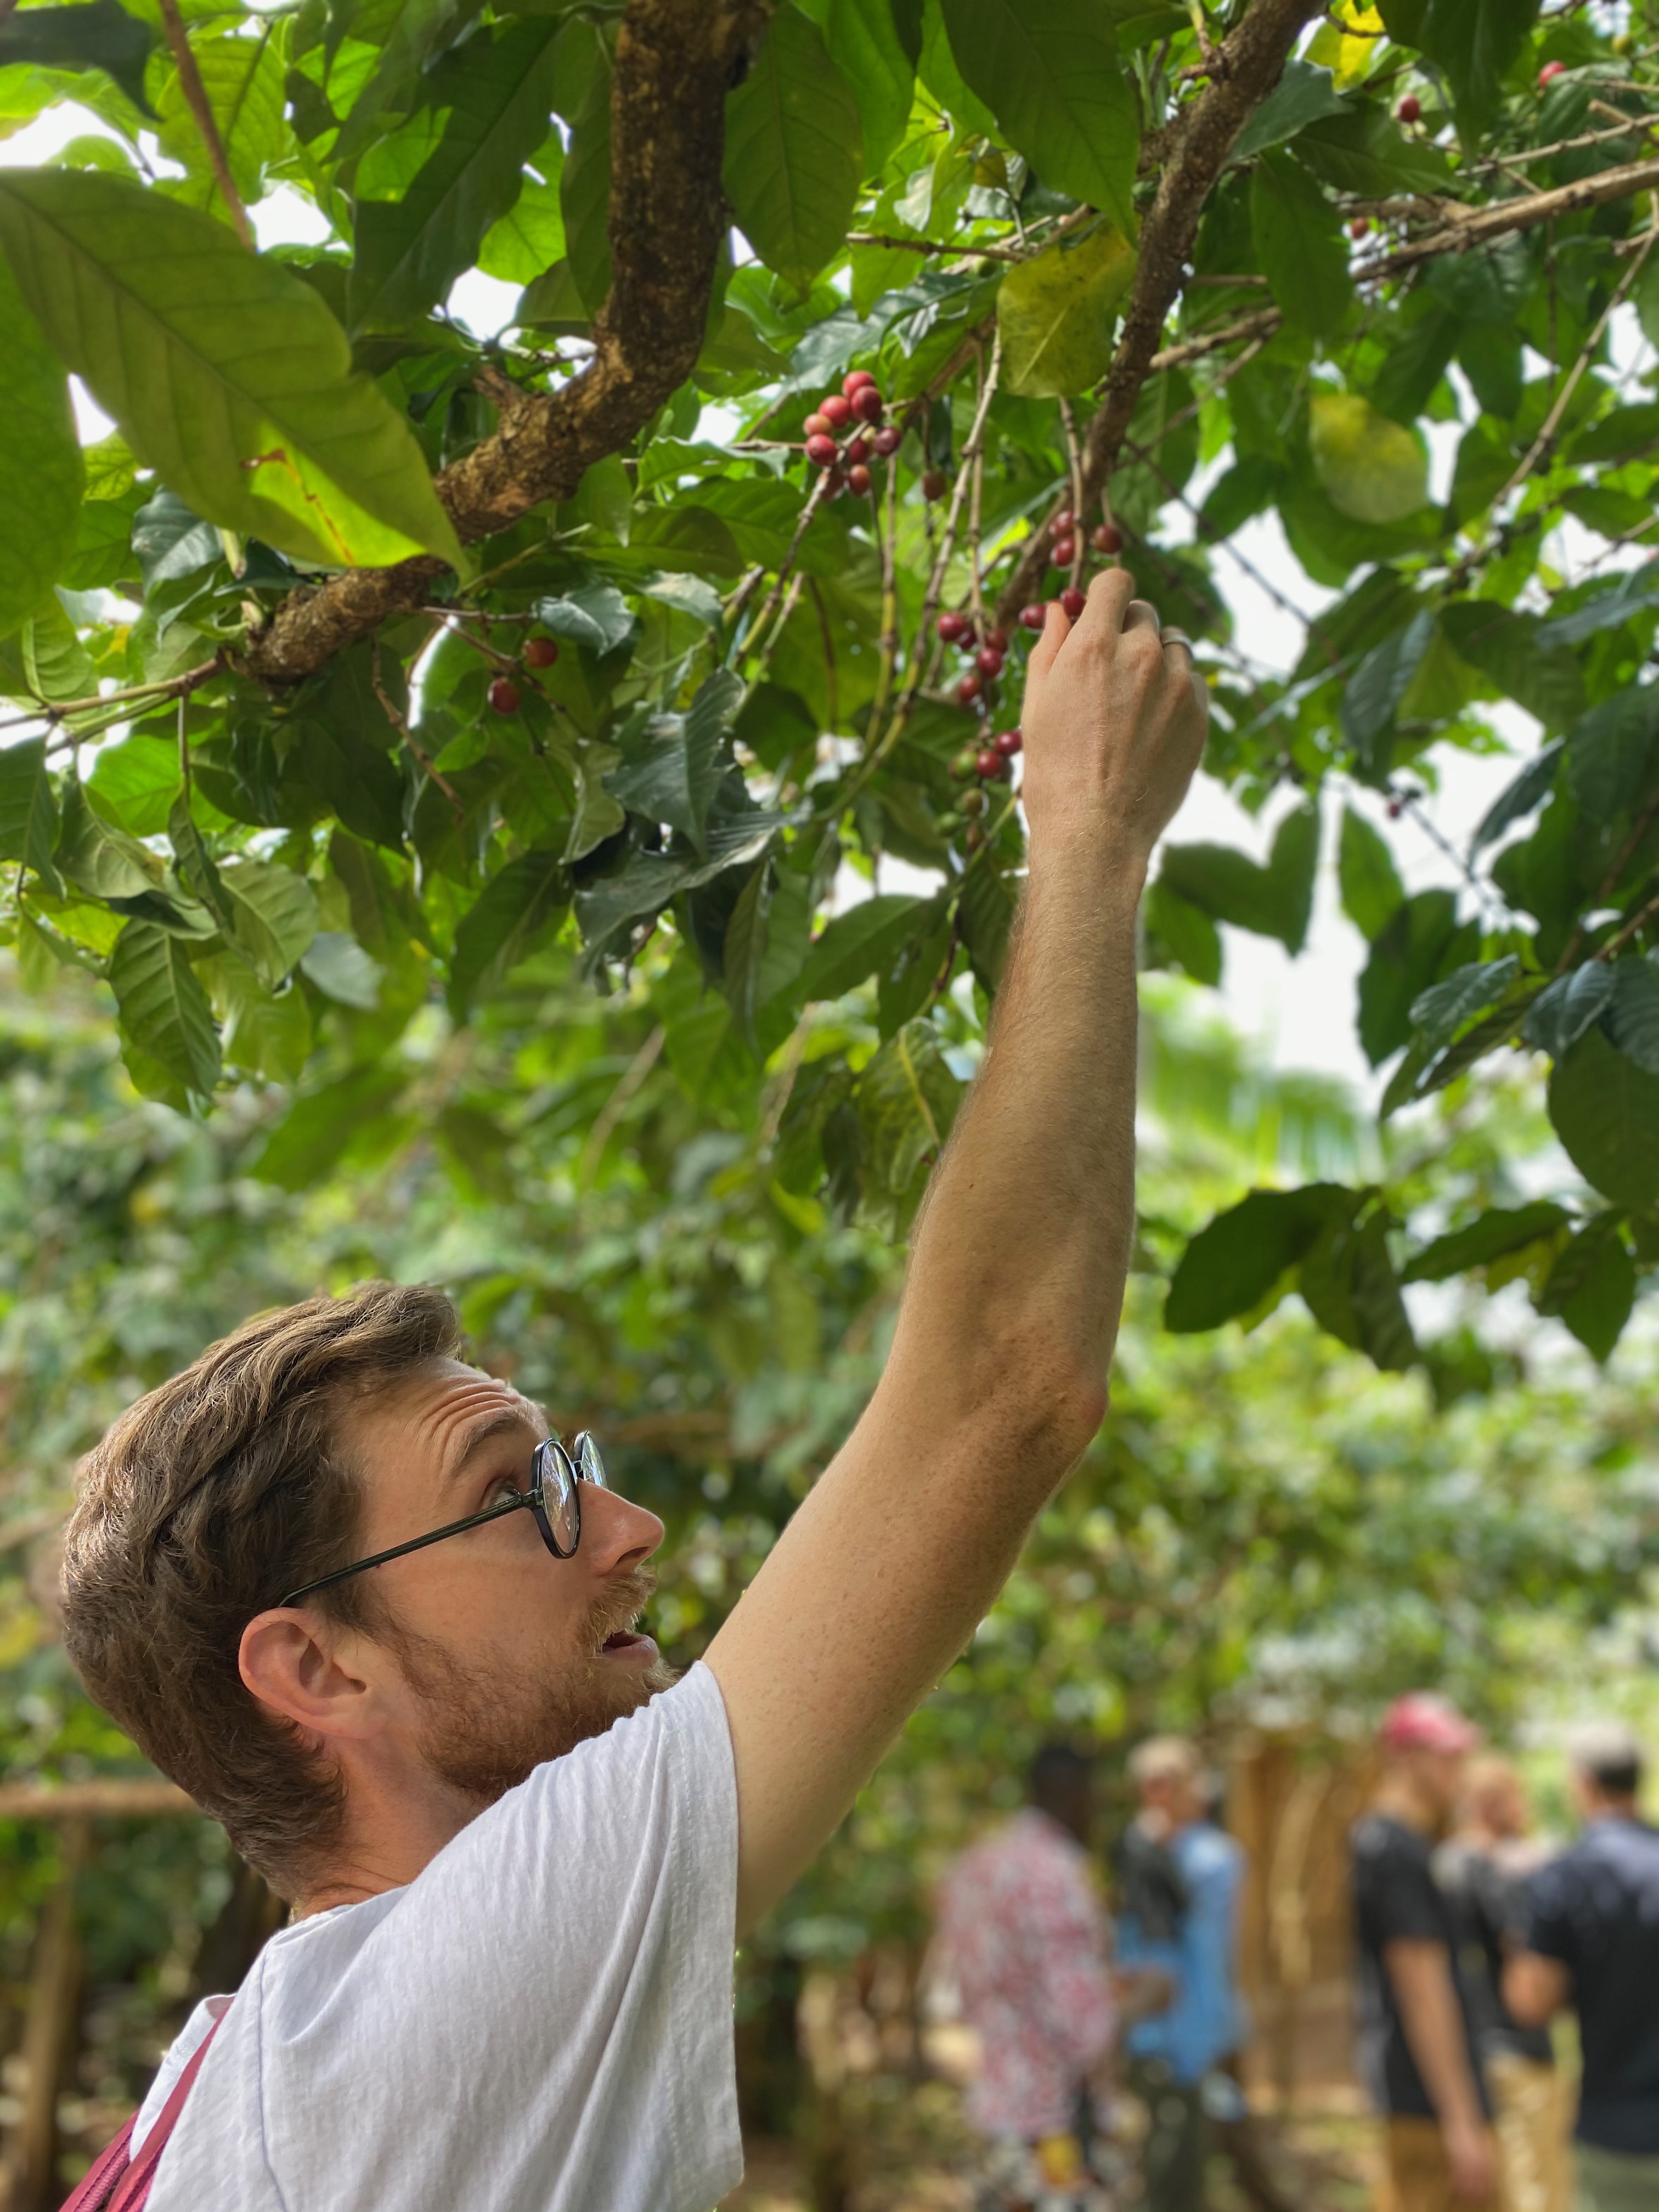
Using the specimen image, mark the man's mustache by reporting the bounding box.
[583,1565,657,1649]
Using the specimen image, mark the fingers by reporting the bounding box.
[1121,599,1161,636]
[1026,595,1070,682]
[1079,565,1136,639]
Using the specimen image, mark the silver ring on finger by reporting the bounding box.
[1162,627,1194,657]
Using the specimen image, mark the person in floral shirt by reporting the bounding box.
[935,1746,1120,2210]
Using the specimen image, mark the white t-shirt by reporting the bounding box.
[134,1664,742,2212]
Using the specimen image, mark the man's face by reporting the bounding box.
[1412,1745,1466,1824]
[338,1360,673,1805]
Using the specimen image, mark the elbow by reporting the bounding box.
[1006,1348,1108,1472]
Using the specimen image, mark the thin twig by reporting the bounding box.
[1059,399,1085,585]
[742,471,830,658]
[373,641,461,812]
[1596,887,1659,962]
[578,1025,666,1180]
[864,448,902,744]
[750,574,803,685]
[155,0,253,250]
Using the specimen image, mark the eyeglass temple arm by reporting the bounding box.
[280,1492,534,1608]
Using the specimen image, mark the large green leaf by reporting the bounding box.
[1251,153,1350,341]
[1357,888,1475,1066]
[996,225,1136,399]
[1310,392,1430,523]
[940,0,1138,236]
[1165,1184,1353,1332]
[1606,952,1659,1076]
[0,253,82,634]
[797,894,926,1003]
[1337,805,1405,943]
[1537,1222,1636,1363]
[0,0,154,116]
[448,849,570,1018]
[817,0,914,177]
[605,670,742,857]
[1402,1201,1570,1283]
[331,0,475,163]
[1159,803,1319,954]
[854,1017,960,1209]
[348,20,567,332]
[1379,0,1541,143]
[0,171,463,572]
[1524,960,1615,1060]
[109,919,221,1098]
[723,4,863,297]
[555,22,613,315]
[1231,59,1350,164]
[0,740,60,883]
[1548,1025,1659,1209]
[219,859,320,990]
[156,30,287,216]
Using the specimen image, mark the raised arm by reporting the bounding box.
[706,571,1206,1933]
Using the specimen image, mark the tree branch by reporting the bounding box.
[156,0,253,250]
[997,0,1326,625]
[241,0,772,685]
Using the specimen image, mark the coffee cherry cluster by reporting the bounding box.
[935,610,1011,706]
[949,726,1023,788]
[488,631,560,714]
[803,371,899,498]
[1013,512,1125,631]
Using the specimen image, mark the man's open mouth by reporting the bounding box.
[598,1628,656,1657]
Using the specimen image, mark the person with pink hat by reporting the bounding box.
[1351,1695,1497,2212]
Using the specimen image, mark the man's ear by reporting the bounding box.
[239,1610,385,1745]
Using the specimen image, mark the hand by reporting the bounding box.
[1018,567,1208,872]
[1444,2116,1497,2202]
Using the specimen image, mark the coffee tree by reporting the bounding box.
[2,0,1658,1372]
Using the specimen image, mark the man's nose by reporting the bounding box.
[583,1483,664,1574]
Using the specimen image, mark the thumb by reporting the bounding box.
[1025,597,1068,685]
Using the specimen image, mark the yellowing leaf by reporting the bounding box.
[1307,3,1384,89]
[996,225,1136,398]
[1310,391,1430,524]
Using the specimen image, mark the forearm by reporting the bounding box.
[1388,1948,1485,2130]
[887,839,1147,1447]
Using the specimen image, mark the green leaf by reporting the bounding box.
[1143,879,1222,985]
[557,22,612,315]
[534,579,635,654]
[722,857,774,1046]
[348,20,567,334]
[205,957,312,1084]
[605,670,742,857]
[251,1065,407,1188]
[1341,610,1433,773]
[1402,1201,1570,1283]
[1523,960,1615,1060]
[996,224,1137,399]
[1438,606,1584,737]
[855,1016,960,1207]
[1357,888,1474,1066]
[1566,684,1659,825]
[916,0,998,138]
[109,918,221,1097]
[331,0,475,163]
[1379,0,1541,143]
[0,0,155,117]
[0,252,83,634]
[819,0,914,177]
[797,894,926,1003]
[477,144,565,284]
[219,859,320,990]
[1301,1209,1417,1372]
[1606,952,1659,1076]
[1410,955,1521,1049]
[940,0,1139,236]
[1294,101,1452,198]
[1231,59,1350,164]
[723,3,863,297]
[87,733,177,836]
[958,863,1018,992]
[0,171,464,572]
[294,716,407,849]
[1165,1184,1353,1333]
[0,739,60,882]
[156,31,287,217]
[1337,805,1404,943]
[1470,740,1564,855]
[1548,1025,1659,1209]
[1538,1223,1636,1363]
[448,848,570,1018]
[1251,152,1350,341]
[301,930,383,1008]
[1310,391,1429,522]
[1537,558,1659,649]
[1159,802,1319,954]
[57,782,163,901]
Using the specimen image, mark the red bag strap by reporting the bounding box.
[64,2011,228,2212]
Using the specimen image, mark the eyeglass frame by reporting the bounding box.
[280,1432,607,1609]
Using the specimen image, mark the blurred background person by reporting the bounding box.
[1351,1695,1497,2212]
[1436,1757,1569,2212]
[1506,1722,1659,2212]
[1115,1736,1245,2212]
[934,1745,1119,2211]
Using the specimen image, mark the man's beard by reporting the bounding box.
[388,1567,678,1808]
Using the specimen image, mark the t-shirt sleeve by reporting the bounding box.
[1521,1857,1578,1967]
[1360,1829,1448,1948]
[257,1663,742,2212]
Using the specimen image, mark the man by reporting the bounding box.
[1436,1758,1568,2212]
[1506,1722,1659,2212]
[1350,1694,1497,2212]
[1115,1736,1245,2212]
[934,1746,1118,2211]
[59,568,1207,2212]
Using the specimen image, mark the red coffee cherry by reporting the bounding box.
[843,369,877,396]
[975,747,1008,781]
[1396,93,1421,122]
[937,611,970,643]
[1092,521,1124,555]
[851,385,884,424]
[803,411,831,439]
[994,727,1023,758]
[1051,509,1075,534]
[523,635,559,668]
[872,425,902,457]
[1019,602,1049,630]
[956,671,983,704]
[923,469,949,500]
[805,433,839,468]
[821,393,853,428]
[984,626,1008,653]
[488,676,521,715]
[847,463,873,496]
[1538,60,1566,87]
[976,646,1005,677]
[1350,216,1371,240]
[844,435,871,467]
[1052,534,1077,568]
[1060,586,1087,619]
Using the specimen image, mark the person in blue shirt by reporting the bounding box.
[1114,1736,1246,2212]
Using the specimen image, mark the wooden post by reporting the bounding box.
[4,1817,91,2212]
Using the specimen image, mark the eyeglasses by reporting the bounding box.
[281,1433,607,1609]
